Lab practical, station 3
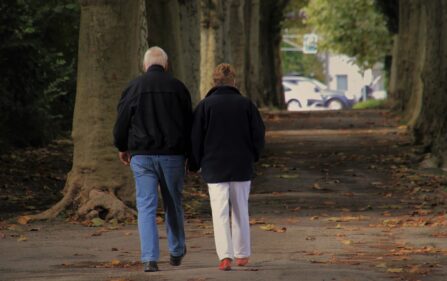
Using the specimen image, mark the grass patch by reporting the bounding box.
[353,99,387,109]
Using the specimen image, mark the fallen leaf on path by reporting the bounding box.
[259,224,275,231]
[387,267,404,273]
[390,246,444,256]
[383,219,400,227]
[310,216,319,220]
[375,262,387,268]
[0,231,5,239]
[327,216,367,222]
[305,236,316,241]
[111,259,121,266]
[17,216,31,225]
[278,174,299,179]
[17,235,28,242]
[341,240,352,245]
[249,219,266,225]
[259,224,286,233]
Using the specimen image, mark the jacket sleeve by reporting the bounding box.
[113,84,136,152]
[249,102,265,162]
[189,102,205,172]
[182,85,193,159]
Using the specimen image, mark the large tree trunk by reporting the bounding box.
[199,0,225,97]
[388,0,447,169]
[388,0,425,124]
[29,0,147,222]
[257,0,288,108]
[412,0,447,169]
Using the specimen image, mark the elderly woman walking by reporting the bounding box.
[189,63,265,271]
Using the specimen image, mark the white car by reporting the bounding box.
[283,81,324,111]
[282,76,353,111]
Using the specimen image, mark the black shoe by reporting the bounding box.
[143,261,159,272]
[170,246,187,266]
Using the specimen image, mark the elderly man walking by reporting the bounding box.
[113,46,191,272]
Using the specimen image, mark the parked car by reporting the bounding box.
[282,76,354,111]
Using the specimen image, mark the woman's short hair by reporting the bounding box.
[212,63,236,86]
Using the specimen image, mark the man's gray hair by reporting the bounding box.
[143,46,168,70]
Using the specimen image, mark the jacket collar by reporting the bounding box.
[205,85,241,98]
[147,64,165,73]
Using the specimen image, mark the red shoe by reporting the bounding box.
[219,258,232,271]
[236,258,249,266]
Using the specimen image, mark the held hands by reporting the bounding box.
[118,151,131,165]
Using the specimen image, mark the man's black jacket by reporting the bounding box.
[190,85,265,183]
[113,65,192,156]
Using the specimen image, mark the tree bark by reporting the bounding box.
[388,0,447,168]
[412,0,447,169]
[29,0,147,222]
[388,0,425,122]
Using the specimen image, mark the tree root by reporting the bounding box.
[26,172,136,223]
[78,189,137,221]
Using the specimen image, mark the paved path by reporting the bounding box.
[1,110,446,281]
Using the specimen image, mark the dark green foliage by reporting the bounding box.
[305,0,392,70]
[0,0,79,150]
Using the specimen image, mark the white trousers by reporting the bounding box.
[208,181,251,261]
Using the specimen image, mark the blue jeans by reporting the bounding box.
[130,155,186,262]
